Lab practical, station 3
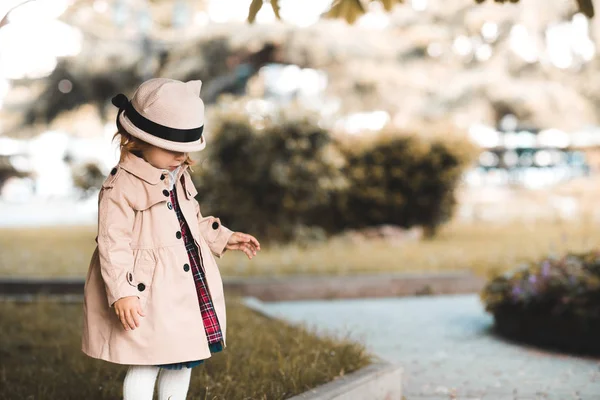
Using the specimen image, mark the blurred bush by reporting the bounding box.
[71,162,105,198]
[191,98,349,244]
[481,251,600,354]
[192,98,477,243]
[333,128,477,237]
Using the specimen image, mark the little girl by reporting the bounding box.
[81,78,260,400]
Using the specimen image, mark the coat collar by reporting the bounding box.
[120,152,189,185]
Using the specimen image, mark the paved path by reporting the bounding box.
[247,294,600,400]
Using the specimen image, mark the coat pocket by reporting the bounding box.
[129,250,157,302]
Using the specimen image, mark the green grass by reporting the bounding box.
[0,296,372,400]
[1,220,600,278]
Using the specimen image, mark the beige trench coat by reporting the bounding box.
[81,152,234,365]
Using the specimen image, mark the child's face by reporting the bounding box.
[143,145,187,171]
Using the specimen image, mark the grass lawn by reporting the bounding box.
[0,296,372,400]
[1,220,599,278]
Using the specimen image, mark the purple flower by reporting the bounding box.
[528,274,537,284]
[529,286,538,296]
[511,286,523,301]
[541,261,551,277]
[569,276,578,286]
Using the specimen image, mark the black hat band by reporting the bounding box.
[112,93,203,143]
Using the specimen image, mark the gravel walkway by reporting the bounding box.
[248,294,600,400]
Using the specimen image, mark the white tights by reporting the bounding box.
[123,365,192,400]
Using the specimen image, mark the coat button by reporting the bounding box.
[212,221,219,229]
[163,189,169,197]
[167,202,173,210]
[160,175,165,180]
[176,231,182,239]
[137,283,145,292]
[111,167,117,175]
[183,264,190,272]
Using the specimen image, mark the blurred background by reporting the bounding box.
[1,0,600,278]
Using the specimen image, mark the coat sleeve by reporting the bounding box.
[97,185,140,307]
[194,200,234,259]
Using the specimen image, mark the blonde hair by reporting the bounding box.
[113,128,196,166]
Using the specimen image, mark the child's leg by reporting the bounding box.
[157,367,192,400]
[123,365,160,400]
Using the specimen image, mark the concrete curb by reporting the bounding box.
[0,277,85,295]
[227,271,484,301]
[243,296,403,400]
[287,362,403,400]
[0,294,83,303]
[0,271,485,301]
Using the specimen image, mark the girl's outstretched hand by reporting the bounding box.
[113,296,145,331]
[225,232,261,259]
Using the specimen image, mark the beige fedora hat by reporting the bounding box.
[112,78,207,153]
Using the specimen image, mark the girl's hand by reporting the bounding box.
[114,296,145,331]
[225,232,261,259]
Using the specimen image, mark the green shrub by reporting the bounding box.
[191,98,349,243]
[71,162,105,198]
[481,251,600,354]
[332,129,477,236]
[482,251,600,317]
[192,98,477,242]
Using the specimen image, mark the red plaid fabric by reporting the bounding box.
[169,187,224,345]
